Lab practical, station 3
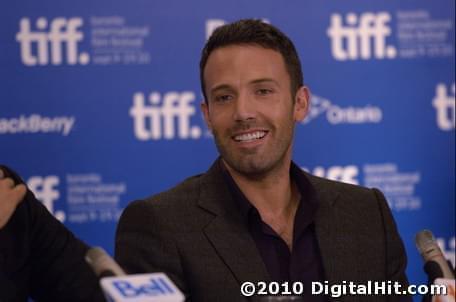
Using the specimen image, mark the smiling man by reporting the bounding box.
[115,19,411,301]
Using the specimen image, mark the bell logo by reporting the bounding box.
[130,91,202,140]
[433,83,455,131]
[16,17,89,66]
[27,176,65,222]
[327,12,396,60]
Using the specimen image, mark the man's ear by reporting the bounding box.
[293,86,310,122]
[201,101,212,131]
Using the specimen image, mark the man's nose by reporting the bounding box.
[233,93,256,121]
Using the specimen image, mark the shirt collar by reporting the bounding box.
[219,159,319,227]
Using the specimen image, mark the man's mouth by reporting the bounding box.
[232,131,268,142]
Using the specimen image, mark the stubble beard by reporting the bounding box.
[212,123,295,179]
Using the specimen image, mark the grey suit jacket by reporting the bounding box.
[115,159,411,302]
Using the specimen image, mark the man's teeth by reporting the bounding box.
[234,131,266,142]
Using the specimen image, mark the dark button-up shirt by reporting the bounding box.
[221,161,326,299]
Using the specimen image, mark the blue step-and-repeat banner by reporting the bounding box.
[1,0,454,299]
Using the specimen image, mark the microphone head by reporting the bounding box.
[415,229,436,254]
[424,261,444,281]
[85,247,126,277]
[415,229,455,280]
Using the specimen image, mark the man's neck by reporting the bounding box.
[223,157,300,250]
[222,157,297,220]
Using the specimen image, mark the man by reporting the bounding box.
[115,19,410,301]
[0,165,105,301]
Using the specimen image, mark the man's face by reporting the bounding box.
[201,45,309,177]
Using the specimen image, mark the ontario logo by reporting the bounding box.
[303,94,382,125]
[16,17,89,66]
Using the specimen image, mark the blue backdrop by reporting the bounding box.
[1,0,454,300]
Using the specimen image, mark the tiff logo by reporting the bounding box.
[130,91,202,140]
[433,83,455,131]
[436,237,456,268]
[303,165,359,185]
[27,176,66,222]
[327,12,396,60]
[16,17,89,66]
[206,19,226,40]
[205,18,270,40]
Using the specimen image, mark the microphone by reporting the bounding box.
[85,247,184,302]
[415,230,455,281]
[85,247,126,278]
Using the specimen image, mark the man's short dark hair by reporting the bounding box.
[200,19,304,102]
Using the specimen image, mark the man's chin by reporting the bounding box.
[224,156,275,178]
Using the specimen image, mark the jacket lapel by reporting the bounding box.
[197,160,270,284]
[196,161,362,287]
[314,192,341,285]
[309,174,362,286]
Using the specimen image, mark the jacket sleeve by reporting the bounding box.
[115,199,189,297]
[0,165,105,302]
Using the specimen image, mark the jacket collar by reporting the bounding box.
[197,158,270,284]
[197,158,342,214]
[196,158,347,286]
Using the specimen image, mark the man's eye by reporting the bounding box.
[256,89,273,95]
[215,95,233,102]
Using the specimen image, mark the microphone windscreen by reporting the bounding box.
[85,247,126,278]
[415,229,435,254]
[424,261,444,282]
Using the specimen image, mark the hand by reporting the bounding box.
[0,168,27,229]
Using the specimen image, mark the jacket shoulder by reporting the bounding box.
[118,173,207,231]
[304,172,390,218]
[144,173,203,206]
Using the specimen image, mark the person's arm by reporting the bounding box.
[0,166,26,229]
[0,165,30,301]
[0,165,105,301]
